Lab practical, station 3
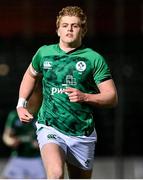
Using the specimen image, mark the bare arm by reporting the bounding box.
[3,128,20,148]
[86,79,118,107]
[3,127,39,149]
[19,64,38,100]
[64,79,118,108]
[16,64,39,122]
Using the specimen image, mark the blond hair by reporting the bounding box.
[56,6,87,37]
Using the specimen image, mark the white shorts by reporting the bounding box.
[2,156,46,179]
[36,122,97,170]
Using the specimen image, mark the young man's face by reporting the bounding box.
[57,16,83,46]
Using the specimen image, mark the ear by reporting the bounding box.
[81,29,86,38]
[56,29,60,37]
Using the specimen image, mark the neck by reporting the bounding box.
[59,40,82,53]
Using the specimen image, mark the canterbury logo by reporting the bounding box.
[85,159,90,167]
[47,134,56,139]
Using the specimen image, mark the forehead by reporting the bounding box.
[60,16,81,24]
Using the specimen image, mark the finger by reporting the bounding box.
[21,119,31,123]
[69,99,77,102]
[69,96,78,102]
[20,117,33,123]
[64,87,75,93]
[25,112,33,119]
[68,92,76,97]
[20,113,33,122]
[21,114,33,120]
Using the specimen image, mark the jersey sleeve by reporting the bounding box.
[31,47,43,73]
[5,110,17,128]
[93,54,112,85]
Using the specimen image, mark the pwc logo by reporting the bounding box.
[51,87,65,95]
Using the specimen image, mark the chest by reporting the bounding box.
[41,55,93,86]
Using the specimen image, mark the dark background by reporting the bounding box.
[0,0,143,158]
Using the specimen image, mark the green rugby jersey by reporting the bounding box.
[32,44,112,136]
[5,110,40,157]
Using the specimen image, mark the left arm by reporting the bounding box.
[64,79,118,108]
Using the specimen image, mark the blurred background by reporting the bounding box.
[0,0,143,178]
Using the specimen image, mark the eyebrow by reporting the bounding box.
[61,23,80,25]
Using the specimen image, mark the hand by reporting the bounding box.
[32,140,39,149]
[17,107,34,123]
[11,137,21,148]
[64,87,87,103]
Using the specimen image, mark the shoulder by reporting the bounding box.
[81,47,105,65]
[84,47,103,59]
[7,110,18,119]
[33,44,57,58]
[6,110,18,126]
[37,44,57,53]
[32,44,56,59]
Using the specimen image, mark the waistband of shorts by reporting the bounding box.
[84,128,94,136]
[45,121,94,137]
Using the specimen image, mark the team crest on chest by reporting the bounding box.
[76,61,86,72]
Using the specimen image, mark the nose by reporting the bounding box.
[67,25,73,31]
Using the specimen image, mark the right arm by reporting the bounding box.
[16,64,39,123]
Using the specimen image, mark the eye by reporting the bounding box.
[72,24,80,28]
[73,25,78,28]
[61,24,68,28]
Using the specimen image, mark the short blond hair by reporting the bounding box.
[56,6,87,37]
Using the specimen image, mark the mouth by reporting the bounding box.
[66,33,73,37]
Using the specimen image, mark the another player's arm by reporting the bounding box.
[2,128,20,148]
[64,79,118,108]
[16,64,39,122]
[32,140,39,149]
